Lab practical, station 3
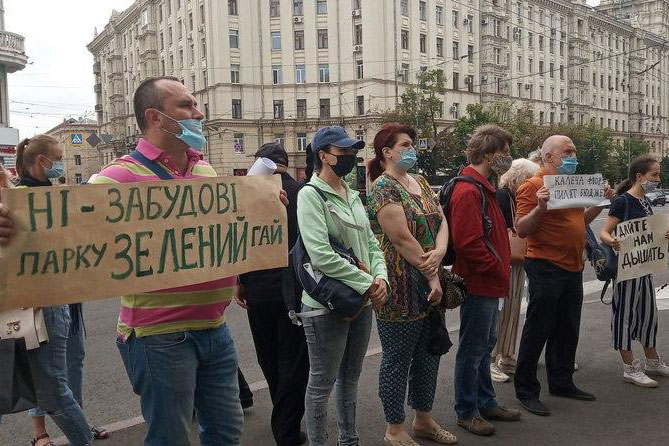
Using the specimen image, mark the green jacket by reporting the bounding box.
[297,175,388,309]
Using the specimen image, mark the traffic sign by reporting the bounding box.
[71,133,84,145]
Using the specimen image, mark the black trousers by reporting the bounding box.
[247,300,309,446]
[238,368,253,404]
[514,259,584,400]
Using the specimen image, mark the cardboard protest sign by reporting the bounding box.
[616,214,669,282]
[0,176,287,310]
[544,174,610,209]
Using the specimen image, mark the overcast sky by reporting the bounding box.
[5,0,600,138]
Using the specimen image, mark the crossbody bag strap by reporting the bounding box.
[129,150,174,180]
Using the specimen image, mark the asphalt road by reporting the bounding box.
[2,206,669,445]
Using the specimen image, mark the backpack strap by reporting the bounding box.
[451,176,502,262]
[129,150,174,180]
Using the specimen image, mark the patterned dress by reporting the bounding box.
[368,174,443,321]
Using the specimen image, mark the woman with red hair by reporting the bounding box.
[368,123,456,445]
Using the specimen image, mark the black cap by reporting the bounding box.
[254,142,289,167]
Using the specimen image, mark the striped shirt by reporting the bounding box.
[90,138,235,339]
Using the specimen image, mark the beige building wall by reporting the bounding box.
[88,0,669,176]
[45,119,101,184]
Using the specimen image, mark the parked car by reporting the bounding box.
[646,190,666,206]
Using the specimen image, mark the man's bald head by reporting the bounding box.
[134,76,182,131]
[540,135,574,159]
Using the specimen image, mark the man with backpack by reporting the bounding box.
[447,125,522,436]
[513,135,613,417]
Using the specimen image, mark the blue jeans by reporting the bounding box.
[116,324,243,446]
[454,295,500,420]
[302,305,372,446]
[26,306,92,446]
[29,304,85,418]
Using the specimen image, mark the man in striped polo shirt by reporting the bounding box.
[89,76,246,445]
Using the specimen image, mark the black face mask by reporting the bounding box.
[328,154,357,178]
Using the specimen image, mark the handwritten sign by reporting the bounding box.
[616,214,669,282]
[0,176,287,310]
[544,174,610,210]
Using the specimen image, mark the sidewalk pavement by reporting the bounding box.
[59,296,669,446]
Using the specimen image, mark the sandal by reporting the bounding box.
[91,426,110,440]
[31,433,55,446]
[413,426,458,445]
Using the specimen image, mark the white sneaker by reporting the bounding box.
[490,362,510,383]
[645,356,669,377]
[624,359,658,388]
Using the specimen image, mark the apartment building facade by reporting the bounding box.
[45,118,101,184]
[88,0,669,177]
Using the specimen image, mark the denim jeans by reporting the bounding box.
[454,295,500,420]
[26,305,92,446]
[29,304,85,418]
[302,305,372,446]
[116,324,243,446]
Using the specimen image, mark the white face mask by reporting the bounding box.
[641,179,660,193]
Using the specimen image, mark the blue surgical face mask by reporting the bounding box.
[396,148,417,171]
[42,157,64,179]
[557,155,578,175]
[156,110,206,150]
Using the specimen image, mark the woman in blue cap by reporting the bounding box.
[297,126,389,446]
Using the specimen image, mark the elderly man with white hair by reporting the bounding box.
[512,135,612,417]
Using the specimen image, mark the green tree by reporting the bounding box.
[611,137,651,183]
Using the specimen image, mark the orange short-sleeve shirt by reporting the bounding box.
[515,171,586,272]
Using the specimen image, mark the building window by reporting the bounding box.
[539,111,545,125]
[452,41,459,59]
[294,0,304,15]
[453,72,459,90]
[272,65,283,84]
[356,60,364,79]
[74,155,81,166]
[436,37,443,57]
[466,75,474,92]
[420,34,427,53]
[204,103,209,120]
[270,0,280,17]
[356,95,365,115]
[296,64,306,83]
[452,10,459,28]
[233,133,244,154]
[294,30,304,50]
[436,6,443,25]
[559,65,564,80]
[319,64,330,83]
[401,29,409,50]
[297,133,307,151]
[320,99,331,118]
[229,29,239,48]
[188,12,193,31]
[274,134,285,146]
[232,99,242,118]
[400,63,410,82]
[550,62,554,78]
[539,60,544,74]
[316,0,327,14]
[231,64,240,83]
[75,174,82,184]
[201,37,207,58]
[466,15,473,33]
[273,100,284,119]
[271,31,281,50]
[177,19,183,39]
[354,24,362,45]
[168,26,173,45]
[297,99,307,118]
[468,45,474,63]
[317,29,328,49]
[452,102,459,119]
[539,35,544,50]
[401,0,408,16]
[528,32,533,48]
[419,1,427,21]
[228,0,238,15]
[355,129,365,141]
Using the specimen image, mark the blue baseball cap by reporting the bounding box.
[311,126,365,154]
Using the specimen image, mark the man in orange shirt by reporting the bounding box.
[513,135,612,417]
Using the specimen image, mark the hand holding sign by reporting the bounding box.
[543,174,611,210]
[616,214,669,282]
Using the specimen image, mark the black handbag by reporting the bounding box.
[0,339,37,415]
[426,308,452,356]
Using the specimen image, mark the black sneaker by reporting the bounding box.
[279,431,307,446]
[518,397,551,416]
[549,386,596,401]
[241,398,254,412]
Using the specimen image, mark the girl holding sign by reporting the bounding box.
[600,155,669,388]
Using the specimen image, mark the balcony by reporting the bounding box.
[93,62,101,74]
[0,31,28,73]
[95,104,103,112]
[94,83,102,94]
